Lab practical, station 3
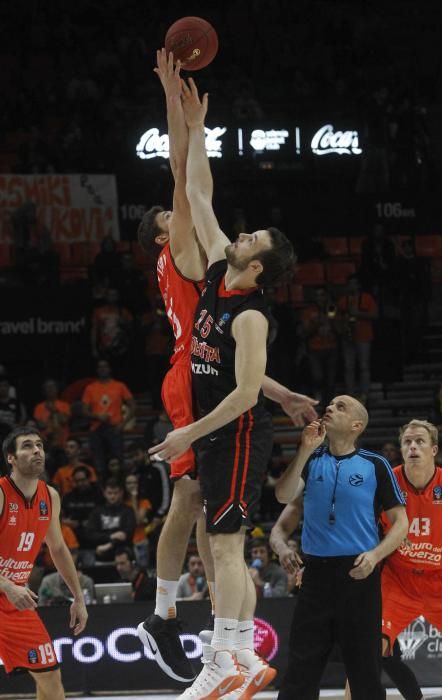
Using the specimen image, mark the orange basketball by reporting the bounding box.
[165,16,218,71]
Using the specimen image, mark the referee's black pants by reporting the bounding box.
[277,555,386,700]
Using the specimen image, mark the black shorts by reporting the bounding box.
[196,411,273,534]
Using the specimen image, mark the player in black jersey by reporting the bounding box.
[149,78,296,700]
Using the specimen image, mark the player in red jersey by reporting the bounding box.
[136,50,318,685]
[345,418,442,700]
[0,427,87,699]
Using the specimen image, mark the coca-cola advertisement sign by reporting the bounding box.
[311,124,362,156]
[136,126,226,160]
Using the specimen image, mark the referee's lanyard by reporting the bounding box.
[329,460,341,524]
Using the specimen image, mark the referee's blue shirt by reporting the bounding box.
[301,446,405,556]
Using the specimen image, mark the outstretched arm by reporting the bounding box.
[261,375,318,426]
[154,49,204,278]
[182,78,230,266]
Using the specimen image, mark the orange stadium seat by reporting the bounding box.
[295,262,325,285]
[415,235,442,257]
[322,237,349,257]
[349,237,363,257]
[326,261,356,285]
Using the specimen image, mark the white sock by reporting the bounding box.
[155,578,178,619]
[235,620,255,651]
[212,617,238,651]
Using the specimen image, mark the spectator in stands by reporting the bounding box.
[0,375,26,444]
[124,472,151,568]
[90,234,121,287]
[301,287,339,407]
[61,465,104,548]
[106,456,125,483]
[381,441,401,467]
[114,547,156,601]
[248,537,288,597]
[84,477,136,562]
[337,275,378,405]
[285,538,302,597]
[117,251,146,315]
[82,359,136,475]
[359,223,396,299]
[396,237,431,361]
[38,552,95,606]
[90,288,134,380]
[33,379,71,451]
[143,408,173,447]
[177,552,208,601]
[52,437,97,496]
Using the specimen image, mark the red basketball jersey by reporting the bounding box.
[0,476,52,588]
[157,243,203,365]
[380,465,442,571]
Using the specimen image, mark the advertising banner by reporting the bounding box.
[0,601,440,696]
[0,174,120,242]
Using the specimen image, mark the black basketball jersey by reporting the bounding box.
[191,259,271,427]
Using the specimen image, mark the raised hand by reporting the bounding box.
[154,48,182,101]
[280,391,319,427]
[300,420,327,451]
[181,77,208,128]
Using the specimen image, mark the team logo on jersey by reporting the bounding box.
[28,649,38,664]
[215,313,231,334]
[433,486,442,504]
[401,490,408,503]
[8,515,17,526]
[9,502,18,512]
[39,500,49,519]
[349,473,364,486]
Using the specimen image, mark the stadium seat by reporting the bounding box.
[326,261,356,285]
[289,283,304,304]
[294,262,325,285]
[415,235,442,257]
[349,237,363,257]
[321,237,349,257]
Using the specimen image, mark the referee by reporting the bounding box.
[275,395,408,700]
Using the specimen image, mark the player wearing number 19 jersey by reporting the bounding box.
[0,427,87,698]
[379,419,442,651]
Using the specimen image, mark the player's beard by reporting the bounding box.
[225,244,251,271]
[19,458,46,478]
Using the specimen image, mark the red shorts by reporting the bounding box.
[161,361,196,479]
[381,561,442,647]
[0,595,58,674]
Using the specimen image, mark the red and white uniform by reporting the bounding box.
[0,476,58,673]
[380,465,442,646]
[157,243,203,479]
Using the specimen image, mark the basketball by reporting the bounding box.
[165,16,218,71]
